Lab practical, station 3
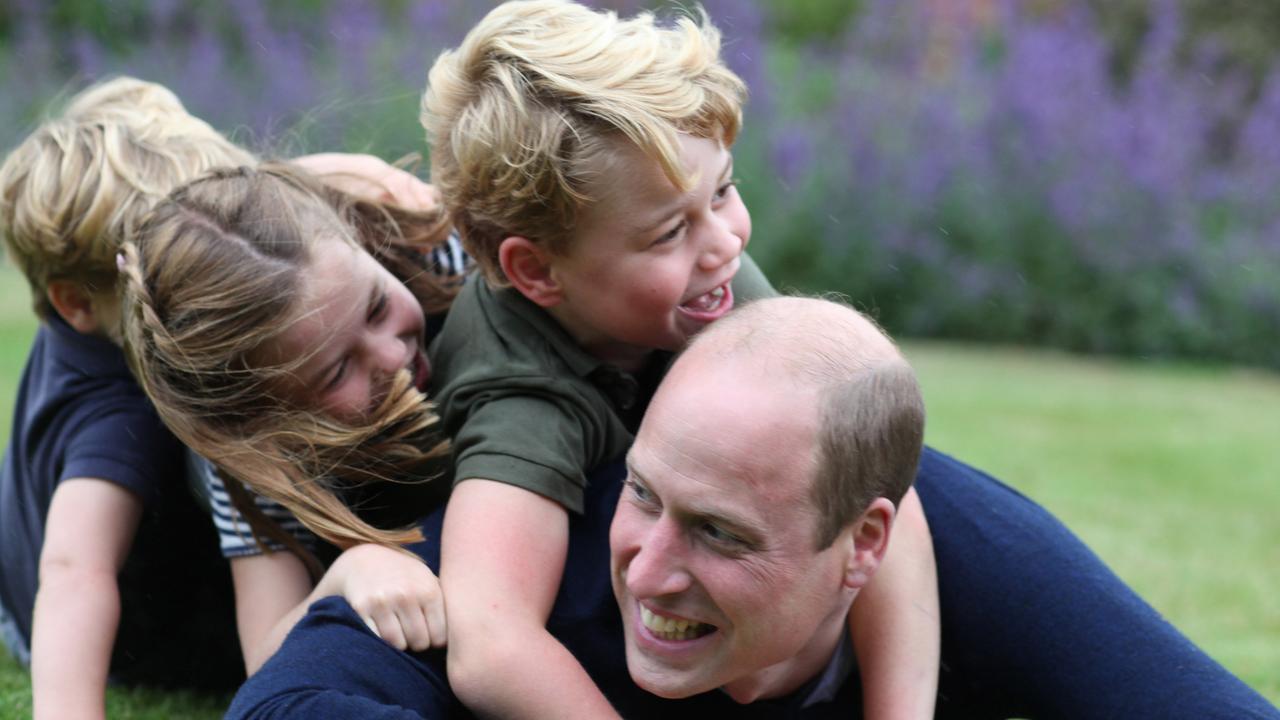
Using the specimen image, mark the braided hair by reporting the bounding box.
[119,163,456,571]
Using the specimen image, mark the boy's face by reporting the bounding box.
[546,134,751,370]
[268,237,430,422]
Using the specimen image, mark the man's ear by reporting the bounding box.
[498,236,563,307]
[46,280,101,334]
[842,497,896,590]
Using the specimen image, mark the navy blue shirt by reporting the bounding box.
[0,317,241,688]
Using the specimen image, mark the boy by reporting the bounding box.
[422,2,939,718]
[0,77,254,718]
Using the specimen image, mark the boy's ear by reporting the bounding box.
[841,497,896,590]
[499,236,563,307]
[46,280,101,334]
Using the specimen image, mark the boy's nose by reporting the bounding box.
[697,217,743,272]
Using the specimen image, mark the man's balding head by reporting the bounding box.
[674,296,925,547]
[610,296,925,702]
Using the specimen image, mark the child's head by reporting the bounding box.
[0,76,255,334]
[120,164,451,551]
[421,0,746,283]
[422,0,751,366]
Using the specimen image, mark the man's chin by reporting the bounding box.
[623,640,721,700]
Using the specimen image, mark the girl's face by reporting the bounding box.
[269,237,430,422]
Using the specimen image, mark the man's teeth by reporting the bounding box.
[641,606,713,641]
[683,285,726,313]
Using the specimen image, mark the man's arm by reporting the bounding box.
[849,486,940,720]
[441,479,621,720]
[31,478,143,720]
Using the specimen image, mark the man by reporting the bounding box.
[227,296,1279,719]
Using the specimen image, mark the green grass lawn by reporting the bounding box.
[0,262,1276,713]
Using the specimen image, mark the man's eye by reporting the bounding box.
[626,477,656,505]
[701,522,743,546]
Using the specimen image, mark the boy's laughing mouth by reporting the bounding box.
[677,282,734,322]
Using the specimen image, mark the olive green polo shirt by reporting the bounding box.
[428,254,776,513]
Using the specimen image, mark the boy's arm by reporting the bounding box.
[234,544,448,676]
[31,478,144,720]
[849,486,939,720]
[442,479,622,720]
[291,153,439,212]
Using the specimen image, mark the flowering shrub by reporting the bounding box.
[2,0,1277,367]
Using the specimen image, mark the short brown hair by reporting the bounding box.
[0,76,255,319]
[421,0,746,284]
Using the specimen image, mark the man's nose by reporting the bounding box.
[624,517,692,599]
[696,215,743,273]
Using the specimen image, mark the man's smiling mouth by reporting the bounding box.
[640,605,716,641]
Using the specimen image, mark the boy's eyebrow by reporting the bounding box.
[629,152,737,237]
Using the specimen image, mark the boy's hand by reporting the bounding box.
[292,153,440,212]
[318,543,447,652]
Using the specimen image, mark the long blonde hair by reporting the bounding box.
[120,164,456,571]
[0,76,255,319]
[421,0,746,284]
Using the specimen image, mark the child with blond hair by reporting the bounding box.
[419,2,939,718]
[0,76,255,718]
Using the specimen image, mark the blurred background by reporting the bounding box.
[3,0,1280,368]
[0,0,1277,713]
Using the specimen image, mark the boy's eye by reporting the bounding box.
[653,221,686,247]
[713,179,738,203]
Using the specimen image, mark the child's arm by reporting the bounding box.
[233,544,447,675]
[850,486,940,720]
[291,153,440,212]
[30,478,144,720]
[441,479,622,719]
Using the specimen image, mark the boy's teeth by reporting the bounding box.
[683,285,725,312]
[640,606,713,641]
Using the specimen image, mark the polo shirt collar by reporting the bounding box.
[489,284,652,412]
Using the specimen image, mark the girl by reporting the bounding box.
[118,162,465,672]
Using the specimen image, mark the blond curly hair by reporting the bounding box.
[0,76,255,320]
[421,0,746,284]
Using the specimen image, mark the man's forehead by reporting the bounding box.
[636,365,820,502]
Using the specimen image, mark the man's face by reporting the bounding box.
[609,354,856,702]
[545,134,751,371]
